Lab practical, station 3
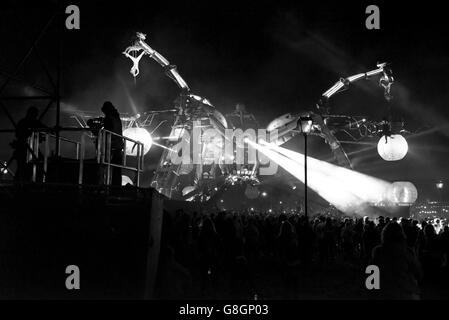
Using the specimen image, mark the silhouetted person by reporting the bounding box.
[244,216,260,263]
[276,220,299,297]
[417,223,443,294]
[198,218,221,294]
[441,226,449,260]
[341,219,355,261]
[324,217,336,262]
[156,245,192,299]
[362,220,379,262]
[101,101,123,186]
[11,106,45,182]
[371,222,422,299]
[226,103,259,130]
[297,215,314,273]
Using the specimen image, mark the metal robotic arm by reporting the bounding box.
[317,62,394,112]
[266,63,394,168]
[123,32,190,92]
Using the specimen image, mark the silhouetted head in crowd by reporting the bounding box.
[381,222,406,246]
[424,224,436,238]
[279,221,293,238]
[201,218,217,235]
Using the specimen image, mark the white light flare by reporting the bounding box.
[123,127,153,156]
[247,140,367,214]
[259,140,390,204]
[251,140,417,216]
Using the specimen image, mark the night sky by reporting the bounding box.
[1,1,448,201]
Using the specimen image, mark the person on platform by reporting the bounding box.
[101,101,124,186]
[11,106,46,182]
[226,103,259,130]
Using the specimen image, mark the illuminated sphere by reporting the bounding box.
[123,127,152,156]
[377,134,408,161]
[388,181,418,204]
[245,184,259,199]
[122,175,133,186]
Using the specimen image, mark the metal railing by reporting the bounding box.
[27,131,82,183]
[96,128,144,187]
[25,128,144,187]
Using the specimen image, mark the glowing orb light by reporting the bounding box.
[123,127,152,156]
[377,134,408,161]
[122,175,133,186]
[387,181,418,204]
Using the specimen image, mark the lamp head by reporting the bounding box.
[298,116,313,134]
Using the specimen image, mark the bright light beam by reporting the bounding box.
[247,140,369,214]
[259,140,391,204]
[152,141,176,152]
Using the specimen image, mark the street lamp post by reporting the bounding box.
[299,116,313,219]
[304,132,308,218]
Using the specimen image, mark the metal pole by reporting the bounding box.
[76,143,80,160]
[55,2,62,159]
[32,133,39,183]
[97,130,102,163]
[106,132,112,185]
[43,134,50,182]
[137,144,141,187]
[27,133,33,163]
[304,133,308,218]
[78,134,85,185]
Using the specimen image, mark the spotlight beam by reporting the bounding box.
[250,140,412,216]
[259,140,391,203]
[152,141,176,152]
[247,140,368,214]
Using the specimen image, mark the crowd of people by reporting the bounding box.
[155,209,449,300]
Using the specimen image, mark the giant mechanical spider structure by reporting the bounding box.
[118,32,400,202]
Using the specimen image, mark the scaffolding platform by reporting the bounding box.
[0,182,164,299]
